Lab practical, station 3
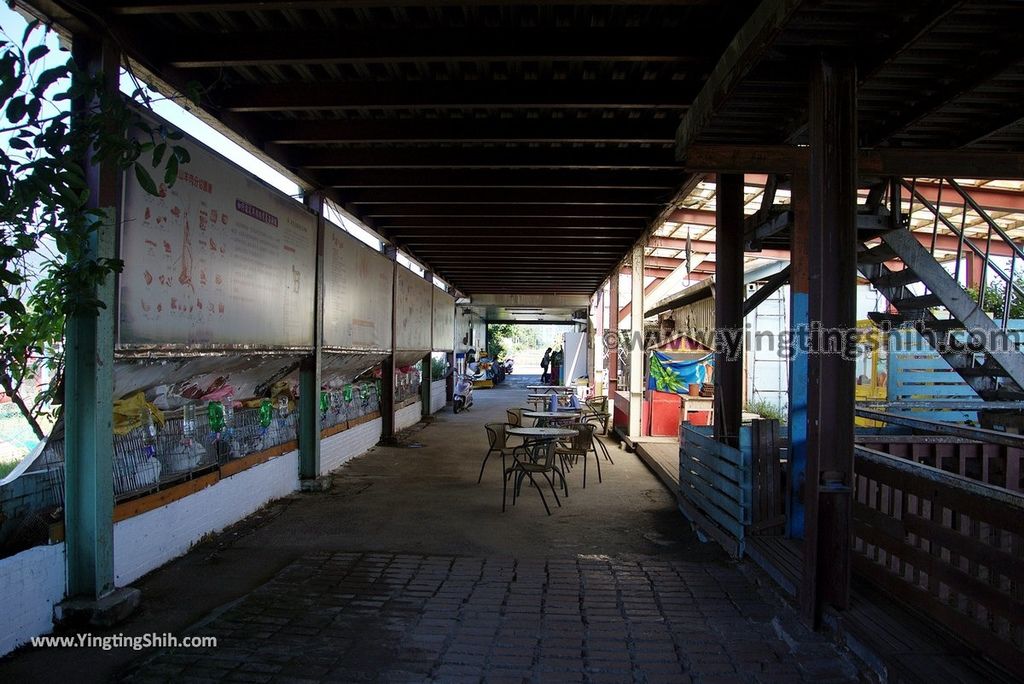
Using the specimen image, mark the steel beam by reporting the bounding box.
[714,174,744,448]
[381,246,398,440]
[298,194,325,480]
[362,204,656,218]
[803,53,857,625]
[110,1,723,15]
[609,269,620,395]
[347,187,666,205]
[628,246,645,437]
[164,28,715,68]
[594,286,605,396]
[225,81,696,112]
[421,271,434,417]
[267,118,679,145]
[317,168,681,190]
[675,0,805,157]
[682,145,1024,180]
[64,34,120,601]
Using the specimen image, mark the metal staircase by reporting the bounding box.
[858,179,1024,399]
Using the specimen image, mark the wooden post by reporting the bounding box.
[788,169,810,539]
[802,52,857,624]
[715,173,744,448]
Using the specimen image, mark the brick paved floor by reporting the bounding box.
[125,552,859,684]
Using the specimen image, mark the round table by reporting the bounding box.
[523,410,581,427]
[527,385,578,394]
[507,427,578,458]
[507,427,577,439]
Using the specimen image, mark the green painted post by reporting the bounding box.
[299,195,325,480]
[64,212,116,599]
[421,353,433,416]
[64,34,121,600]
[421,270,433,417]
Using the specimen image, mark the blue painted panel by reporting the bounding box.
[787,295,808,539]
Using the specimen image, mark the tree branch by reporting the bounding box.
[0,369,45,440]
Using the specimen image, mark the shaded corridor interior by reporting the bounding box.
[0,379,858,683]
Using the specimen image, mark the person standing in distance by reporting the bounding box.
[540,347,552,383]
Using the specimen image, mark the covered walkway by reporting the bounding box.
[0,381,857,682]
[2,0,1023,680]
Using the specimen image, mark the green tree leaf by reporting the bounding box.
[6,95,26,123]
[152,142,166,167]
[134,162,158,196]
[163,154,179,185]
[27,44,48,64]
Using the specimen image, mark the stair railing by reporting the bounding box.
[900,178,1024,332]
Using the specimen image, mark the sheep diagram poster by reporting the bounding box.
[118,124,316,348]
[322,224,394,351]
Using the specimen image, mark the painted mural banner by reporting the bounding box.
[118,115,317,348]
[648,351,714,395]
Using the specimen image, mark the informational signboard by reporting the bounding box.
[432,288,456,351]
[323,224,394,351]
[394,267,433,351]
[118,120,316,348]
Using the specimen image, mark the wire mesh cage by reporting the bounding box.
[40,401,300,507]
[229,404,296,457]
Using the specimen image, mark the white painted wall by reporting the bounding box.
[320,418,382,476]
[0,543,66,656]
[430,380,446,414]
[395,401,422,431]
[112,451,299,586]
[0,412,393,655]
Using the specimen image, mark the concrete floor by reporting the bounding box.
[0,376,859,682]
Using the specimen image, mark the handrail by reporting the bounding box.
[947,178,1024,262]
[855,408,1024,448]
[855,445,1024,514]
[899,179,1024,310]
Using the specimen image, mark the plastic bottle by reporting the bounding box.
[258,399,273,430]
[320,391,331,416]
[208,400,225,434]
[182,402,196,444]
[141,408,158,457]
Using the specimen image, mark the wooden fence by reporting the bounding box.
[853,446,1024,679]
[678,424,751,557]
[856,434,1023,493]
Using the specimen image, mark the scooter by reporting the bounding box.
[453,373,474,414]
[503,358,514,375]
